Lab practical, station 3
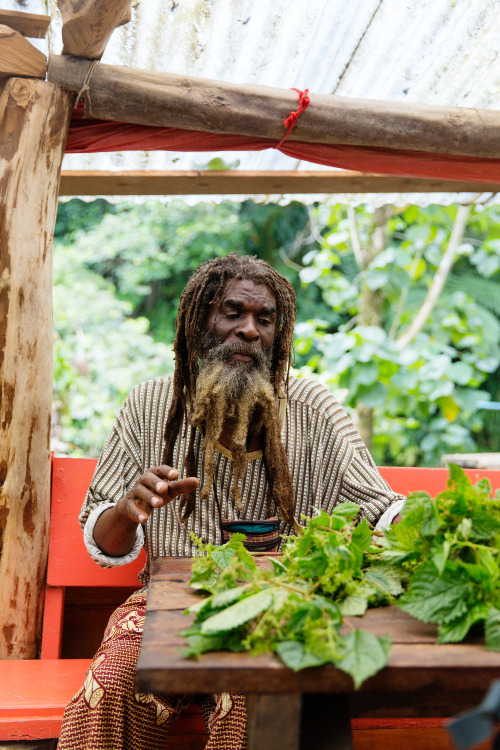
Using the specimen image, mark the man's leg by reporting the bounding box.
[198,693,247,750]
[57,591,188,750]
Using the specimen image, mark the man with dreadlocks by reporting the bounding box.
[58,253,404,750]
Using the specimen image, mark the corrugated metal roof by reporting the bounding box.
[6,0,500,204]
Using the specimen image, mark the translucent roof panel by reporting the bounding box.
[6,0,500,204]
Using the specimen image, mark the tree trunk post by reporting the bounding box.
[0,77,72,658]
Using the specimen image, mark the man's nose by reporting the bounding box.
[235,316,259,341]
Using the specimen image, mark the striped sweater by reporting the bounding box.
[81,376,404,583]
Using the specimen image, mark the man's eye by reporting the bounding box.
[259,319,271,326]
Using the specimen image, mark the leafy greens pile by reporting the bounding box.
[181,465,500,687]
[382,464,500,648]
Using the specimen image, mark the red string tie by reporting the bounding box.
[276,88,310,148]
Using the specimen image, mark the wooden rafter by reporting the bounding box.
[58,170,500,196]
[57,0,133,59]
[0,10,50,39]
[48,55,500,159]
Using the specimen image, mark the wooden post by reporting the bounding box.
[0,77,72,658]
[58,0,133,59]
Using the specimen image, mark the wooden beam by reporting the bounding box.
[0,25,47,79]
[57,170,500,196]
[58,0,133,59]
[0,78,73,659]
[48,54,500,159]
[0,10,51,39]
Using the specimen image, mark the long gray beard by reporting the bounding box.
[190,342,276,509]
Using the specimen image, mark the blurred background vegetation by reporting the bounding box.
[53,198,500,465]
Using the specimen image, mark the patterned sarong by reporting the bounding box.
[57,590,247,750]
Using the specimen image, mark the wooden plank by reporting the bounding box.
[0,25,47,79]
[441,452,500,469]
[48,54,500,158]
[58,170,500,196]
[0,78,73,659]
[137,572,500,696]
[0,10,51,39]
[57,0,133,59]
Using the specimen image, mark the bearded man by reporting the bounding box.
[58,253,404,750]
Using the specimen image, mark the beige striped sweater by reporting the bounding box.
[81,376,404,584]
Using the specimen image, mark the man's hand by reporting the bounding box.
[93,466,198,557]
[391,513,402,525]
[120,466,199,524]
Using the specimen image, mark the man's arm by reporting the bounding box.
[93,466,198,557]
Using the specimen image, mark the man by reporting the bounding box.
[58,253,404,750]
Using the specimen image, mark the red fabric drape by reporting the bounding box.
[65,112,500,184]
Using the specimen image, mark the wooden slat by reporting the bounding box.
[0,25,47,79]
[48,54,500,158]
[137,570,500,696]
[58,170,500,196]
[0,10,51,39]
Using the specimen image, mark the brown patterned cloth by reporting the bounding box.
[57,591,247,750]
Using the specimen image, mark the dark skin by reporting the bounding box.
[93,278,399,556]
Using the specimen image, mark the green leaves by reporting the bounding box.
[398,564,471,624]
[337,631,392,690]
[201,589,275,634]
[183,467,500,688]
[183,507,393,687]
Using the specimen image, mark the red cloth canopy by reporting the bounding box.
[66,112,500,184]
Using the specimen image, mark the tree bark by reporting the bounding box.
[0,77,72,658]
[48,53,500,158]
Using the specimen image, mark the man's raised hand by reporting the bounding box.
[122,466,199,524]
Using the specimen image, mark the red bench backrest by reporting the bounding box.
[378,465,500,498]
[47,456,146,587]
[47,457,500,589]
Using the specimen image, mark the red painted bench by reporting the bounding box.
[1,456,499,746]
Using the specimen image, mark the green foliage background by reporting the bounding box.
[53,198,500,462]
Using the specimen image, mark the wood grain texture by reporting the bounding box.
[0,25,47,78]
[0,78,72,658]
[57,0,133,59]
[57,170,500,196]
[48,54,500,157]
[0,10,50,39]
[137,562,500,699]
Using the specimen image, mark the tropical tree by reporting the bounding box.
[295,203,500,466]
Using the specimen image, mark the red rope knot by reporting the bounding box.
[276,88,310,148]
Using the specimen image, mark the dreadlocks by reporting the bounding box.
[162,253,297,525]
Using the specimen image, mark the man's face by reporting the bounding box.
[204,279,277,367]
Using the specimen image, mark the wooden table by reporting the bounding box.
[136,558,500,750]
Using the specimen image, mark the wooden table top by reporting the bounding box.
[135,557,500,698]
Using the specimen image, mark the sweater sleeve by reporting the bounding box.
[79,384,146,567]
[313,390,405,526]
